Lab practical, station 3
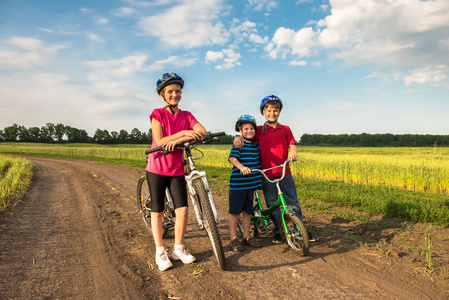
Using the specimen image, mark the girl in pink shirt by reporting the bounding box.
[146,72,207,271]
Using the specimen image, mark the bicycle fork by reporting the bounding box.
[185,170,220,228]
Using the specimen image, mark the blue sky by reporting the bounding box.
[1,0,448,139]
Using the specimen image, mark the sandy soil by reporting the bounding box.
[0,156,448,299]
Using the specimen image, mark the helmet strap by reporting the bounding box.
[242,137,254,143]
[165,102,177,115]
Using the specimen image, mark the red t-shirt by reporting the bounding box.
[255,123,296,177]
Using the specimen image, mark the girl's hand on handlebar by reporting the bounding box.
[184,130,204,141]
[163,138,183,152]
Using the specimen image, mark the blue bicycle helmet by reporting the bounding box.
[235,114,257,132]
[156,72,184,95]
[260,95,283,115]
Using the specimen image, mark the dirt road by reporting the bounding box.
[0,157,447,299]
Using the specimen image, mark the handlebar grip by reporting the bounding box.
[145,146,165,155]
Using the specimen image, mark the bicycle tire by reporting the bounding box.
[281,213,309,256]
[137,175,174,238]
[193,181,227,270]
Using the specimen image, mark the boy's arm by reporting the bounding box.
[233,136,244,148]
[288,144,298,162]
[229,157,251,175]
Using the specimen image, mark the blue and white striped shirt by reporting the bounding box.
[229,142,262,190]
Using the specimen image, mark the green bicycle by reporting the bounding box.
[238,159,309,256]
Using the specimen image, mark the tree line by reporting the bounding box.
[0,123,236,144]
[299,133,449,147]
[2,124,447,147]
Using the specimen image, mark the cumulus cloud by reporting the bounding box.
[288,60,307,66]
[266,0,449,87]
[205,49,241,69]
[205,51,225,62]
[138,0,229,48]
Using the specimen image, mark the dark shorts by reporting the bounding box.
[228,189,255,215]
[146,171,188,213]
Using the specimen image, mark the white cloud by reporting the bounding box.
[205,51,225,62]
[0,38,67,69]
[95,16,108,25]
[113,7,136,17]
[35,72,70,85]
[0,50,42,68]
[404,65,448,85]
[146,55,198,71]
[288,60,307,66]
[266,27,318,59]
[249,33,268,44]
[210,49,241,70]
[248,0,278,11]
[6,37,42,50]
[87,33,103,42]
[138,0,229,48]
[84,53,148,81]
[266,0,449,88]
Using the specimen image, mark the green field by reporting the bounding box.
[1,143,448,226]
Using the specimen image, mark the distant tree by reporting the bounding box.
[54,123,66,142]
[0,130,4,142]
[39,123,55,143]
[129,128,142,144]
[93,128,112,144]
[118,130,129,143]
[3,124,19,142]
[65,126,89,143]
[17,125,30,142]
[111,131,118,143]
[28,127,41,142]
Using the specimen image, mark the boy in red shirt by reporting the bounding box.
[235,95,317,243]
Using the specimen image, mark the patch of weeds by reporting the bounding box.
[401,222,413,232]
[148,260,157,270]
[424,226,434,273]
[188,262,204,277]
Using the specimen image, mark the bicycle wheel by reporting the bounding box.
[237,209,263,238]
[193,181,227,270]
[281,213,309,256]
[137,175,174,238]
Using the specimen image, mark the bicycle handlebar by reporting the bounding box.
[250,159,291,183]
[145,131,226,155]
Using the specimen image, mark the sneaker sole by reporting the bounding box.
[158,263,173,271]
[171,255,196,264]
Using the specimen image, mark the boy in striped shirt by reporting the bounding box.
[228,114,263,252]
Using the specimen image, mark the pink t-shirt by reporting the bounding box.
[146,108,199,176]
[255,123,296,177]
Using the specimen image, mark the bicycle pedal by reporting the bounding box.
[162,220,175,229]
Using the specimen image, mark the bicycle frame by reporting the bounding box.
[184,146,219,227]
[250,159,295,234]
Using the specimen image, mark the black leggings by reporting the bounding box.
[146,171,188,213]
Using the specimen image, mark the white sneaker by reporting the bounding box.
[155,250,173,271]
[171,246,196,264]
